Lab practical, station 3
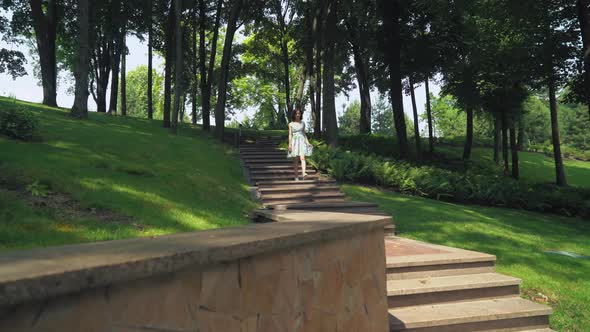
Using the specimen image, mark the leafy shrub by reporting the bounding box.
[26,180,52,197]
[309,143,590,219]
[0,107,39,141]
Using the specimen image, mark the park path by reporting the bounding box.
[240,135,554,332]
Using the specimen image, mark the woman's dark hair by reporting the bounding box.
[291,108,302,121]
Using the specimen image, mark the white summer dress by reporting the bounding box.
[287,122,312,158]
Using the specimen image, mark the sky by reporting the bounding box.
[0,34,441,128]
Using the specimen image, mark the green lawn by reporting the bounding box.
[437,145,590,188]
[344,184,590,332]
[0,97,257,252]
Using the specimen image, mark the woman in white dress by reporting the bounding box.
[287,108,313,181]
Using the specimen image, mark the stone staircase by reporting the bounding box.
[385,237,554,332]
[240,136,384,213]
[240,135,554,332]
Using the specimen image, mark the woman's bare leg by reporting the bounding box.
[293,157,299,180]
[301,156,307,178]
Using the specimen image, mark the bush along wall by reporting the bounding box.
[309,143,590,219]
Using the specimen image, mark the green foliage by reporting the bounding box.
[122,65,165,119]
[25,180,51,198]
[371,97,395,135]
[339,134,401,158]
[310,144,590,218]
[426,93,494,142]
[338,100,361,135]
[0,106,39,141]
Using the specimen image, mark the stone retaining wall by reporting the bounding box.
[0,213,389,332]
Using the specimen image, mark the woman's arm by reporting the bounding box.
[288,123,293,151]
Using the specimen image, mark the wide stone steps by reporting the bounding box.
[242,155,291,160]
[388,297,552,332]
[268,201,379,211]
[246,164,315,170]
[250,169,318,175]
[251,174,320,182]
[258,185,340,194]
[386,247,496,281]
[255,179,336,186]
[242,159,295,165]
[264,197,348,207]
[261,192,345,203]
[387,273,521,308]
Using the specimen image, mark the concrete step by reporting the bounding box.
[252,174,320,182]
[240,152,287,157]
[520,329,556,332]
[387,273,521,308]
[242,155,291,160]
[240,147,283,152]
[261,191,345,201]
[247,164,316,170]
[250,169,317,176]
[240,143,280,148]
[268,201,378,211]
[258,185,340,194]
[243,159,293,164]
[386,239,496,280]
[264,197,348,207]
[256,179,336,187]
[388,297,552,332]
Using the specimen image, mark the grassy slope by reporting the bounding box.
[438,145,590,188]
[0,97,257,252]
[344,184,589,332]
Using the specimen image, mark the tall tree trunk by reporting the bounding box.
[70,0,89,118]
[294,68,307,111]
[548,78,568,186]
[425,77,434,153]
[214,0,243,140]
[517,116,525,151]
[510,124,519,179]
[577,0,590,119]
[163,0,175,128]
[191,8,198,126]
[463,106,474,160]
[281,38,292,116]
[108,47,120,114]
[30,0,58,107]
[91,38,111,114]
[346,21,371,135]
[305,2,315,118]
[493,113,501,164]
[120,35,127,116]
[198,0,208,129]
[171,0,182,134]
[502,112,509,175]
[313,2,323,139]
[147,0,153,119]
[202,0,222,131]
[409,78,421,159]
[378,0,409,158]
[322,0,338,147]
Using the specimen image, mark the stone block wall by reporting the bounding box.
[0,228,387,332]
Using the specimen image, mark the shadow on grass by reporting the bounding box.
[0,97,258,251]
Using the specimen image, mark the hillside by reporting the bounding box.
[0,97,257,252]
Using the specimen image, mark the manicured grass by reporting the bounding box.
[343,184,590,332]
[437,145,590,188]
[0,97,257,252]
